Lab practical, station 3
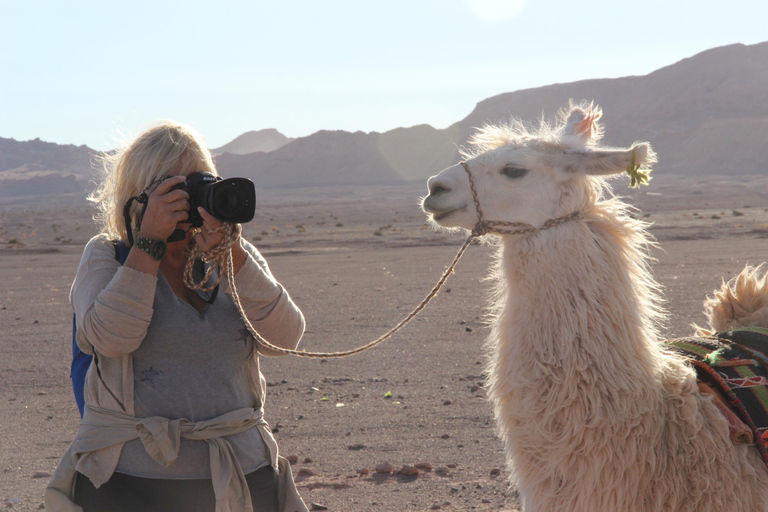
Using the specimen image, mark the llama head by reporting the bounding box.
[421,101,656,232]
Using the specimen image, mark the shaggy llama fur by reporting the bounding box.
[698,265,768,335]
[421,102,768,511]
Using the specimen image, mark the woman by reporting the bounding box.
[46,121,308,512]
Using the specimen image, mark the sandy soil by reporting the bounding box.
[1,177,767,511]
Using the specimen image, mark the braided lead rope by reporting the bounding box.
[226,234,477,358]
[183,223,243,292]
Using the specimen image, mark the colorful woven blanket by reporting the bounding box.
[664,327,768,471]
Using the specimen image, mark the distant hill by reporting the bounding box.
[3,41,767,199]
[0,137,98,198]
[216,41,768,186]
[456,41,768,176]
[210,129,294,155]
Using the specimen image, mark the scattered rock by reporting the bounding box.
[465,327,472,332]
[440,434,450,439]
[399,465,420,476]
[297,468,317,477]
[470,385,481,392]
[446,463,458,469]
[374,461,394,474]
[431,501,451,510]
[304,457,313,463]
[490,468,501,478]
[310,503,329,511]
[733,210,745,216]
[286,454,299,464]
[414,462,433,471]
[435,467,450,476]
[442,400,452,406]
[347,444,366,451]
[32,470,52,478]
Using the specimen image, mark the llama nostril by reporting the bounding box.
[430,184,450,196]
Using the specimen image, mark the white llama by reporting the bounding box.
[421,102,768,511]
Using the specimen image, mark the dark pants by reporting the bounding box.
[74,466,278,512]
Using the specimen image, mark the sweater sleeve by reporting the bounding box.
[224,239,305,356]
[70,235,157,358]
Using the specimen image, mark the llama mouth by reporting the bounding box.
[431,206,467,221]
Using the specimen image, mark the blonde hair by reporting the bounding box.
[89,121,218,244]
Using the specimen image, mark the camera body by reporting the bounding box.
[172,172,256,227]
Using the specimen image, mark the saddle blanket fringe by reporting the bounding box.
[664,327,768,471]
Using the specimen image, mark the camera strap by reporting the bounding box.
[122,190,149,247]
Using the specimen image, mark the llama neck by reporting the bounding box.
[488,208,665,410]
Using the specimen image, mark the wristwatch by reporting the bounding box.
[135,237,167,260]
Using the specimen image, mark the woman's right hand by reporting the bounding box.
[136,175,190,240]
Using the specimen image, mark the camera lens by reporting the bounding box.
[208,178,256,223]
[213,186,243,216]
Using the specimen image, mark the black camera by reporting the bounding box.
[172,172,256,227]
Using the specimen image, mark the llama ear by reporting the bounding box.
[561,102,603,144]
[560,142,657,187]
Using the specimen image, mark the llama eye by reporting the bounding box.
[501,166,528,179]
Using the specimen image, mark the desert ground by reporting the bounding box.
[1,173,767,511]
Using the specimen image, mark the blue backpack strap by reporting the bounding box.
[71,240,129,417]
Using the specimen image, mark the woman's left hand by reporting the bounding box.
[194,207,228,253]
[194,207,248,272]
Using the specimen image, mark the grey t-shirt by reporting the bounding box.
[115,266,269,479]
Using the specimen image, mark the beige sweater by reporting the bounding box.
[46,234,308,512]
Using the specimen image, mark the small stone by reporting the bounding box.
[490,468,501,478]
[443,400,452,406]
[297,468,316,477]
[414,462,433,471]
[440,434,450,439]
[32,471,52,479]
[357,468,370,475]
[375,461,394,474]
[310,503,328,511]
[347,444,366,451]
[286,454,299,464]
[304,457,313,463]
[470,385,481,392]
[465,327,472,332]
[435,467,450,476]
[482,499,491,504]
[399,465,420,476]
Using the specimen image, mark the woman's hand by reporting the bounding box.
[137,175,190,240]
[194,207,249,273]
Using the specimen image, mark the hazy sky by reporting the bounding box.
[2,0,766,150]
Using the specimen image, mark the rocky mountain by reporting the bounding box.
[456,41,768,176]
[3,41,767,199]
[217,41,768,187]
[0,137,98,198]
[210,129,294,155]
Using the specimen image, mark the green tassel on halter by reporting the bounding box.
[627,147,652,188]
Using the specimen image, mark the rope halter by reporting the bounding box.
[460,161,582,238]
